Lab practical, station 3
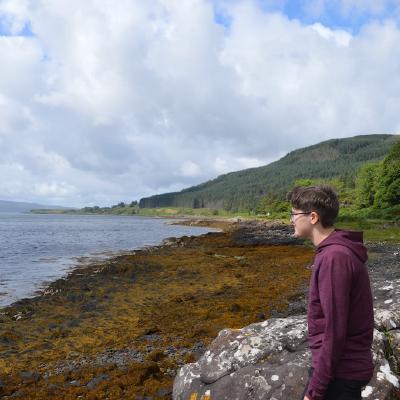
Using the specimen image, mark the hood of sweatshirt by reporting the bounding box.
[316,228,368,264]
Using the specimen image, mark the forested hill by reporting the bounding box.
[139,134,399,212]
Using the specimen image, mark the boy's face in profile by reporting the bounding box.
[290,208,313,239]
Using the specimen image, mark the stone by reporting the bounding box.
[10,389,26,398]
[86,374,110,390]
[230,221,305,246]
[19,371,41,384]
[389,330,400,374]
[155,387,173,396]
[48,383,61,389]
[372,279,400,331]
[230,303,242,312]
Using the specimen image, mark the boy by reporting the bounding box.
[286,185,374,400]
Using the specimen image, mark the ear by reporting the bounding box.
[310,211,320,225]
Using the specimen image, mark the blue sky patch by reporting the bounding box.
[212,0,399,35]
[213,3,233,29]
[0,15,34,37]
[278,0,399,34]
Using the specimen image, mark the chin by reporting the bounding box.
[293,229,304,239]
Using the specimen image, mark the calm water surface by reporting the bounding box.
[0,213,219,308]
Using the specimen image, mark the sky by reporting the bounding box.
[1,0,400,207]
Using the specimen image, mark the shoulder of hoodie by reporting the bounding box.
[315,244,359,265]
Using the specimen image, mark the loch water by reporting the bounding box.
[0,213,218,308]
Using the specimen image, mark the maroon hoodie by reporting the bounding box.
[305,229,375,400]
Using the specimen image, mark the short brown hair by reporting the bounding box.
[286,185,339,228]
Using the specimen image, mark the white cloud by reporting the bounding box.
[180,160,201,177]
[34,181,76,197]
[214,157,229,174]
[212,154,273,174]
[310,23,352,46]
[0,0,400,206]
[234,156,272,169]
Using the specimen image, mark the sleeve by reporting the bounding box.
[305,253,353,400]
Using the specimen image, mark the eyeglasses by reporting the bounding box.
[289,212,311,219]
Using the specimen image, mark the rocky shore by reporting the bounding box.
[173,234,400,400]
[0,218,312,399]
[0,218,398,399]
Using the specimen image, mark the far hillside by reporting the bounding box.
[139,134,399,212]
[0,200,69,213]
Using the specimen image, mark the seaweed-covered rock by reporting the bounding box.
[231,220,305,246]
